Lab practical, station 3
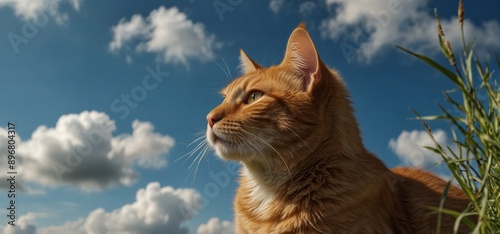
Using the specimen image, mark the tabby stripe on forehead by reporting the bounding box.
[207,23,471,234]
[228,76,261,103]
[246,75,261,87]
[229,88,245,103]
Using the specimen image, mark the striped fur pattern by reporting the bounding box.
[205,24,471,233]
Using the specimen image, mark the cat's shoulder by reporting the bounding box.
[390,167,466,198]
[391,167,445,186]
[391,167,438,179]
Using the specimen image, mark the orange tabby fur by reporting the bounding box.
[206,24,472,233]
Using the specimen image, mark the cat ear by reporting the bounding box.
[239,49,262,74]
[281,23,320,92]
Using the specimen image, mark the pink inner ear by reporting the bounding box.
[283,28,319,91]
[296,37,318,76]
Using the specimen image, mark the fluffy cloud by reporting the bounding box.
[0,111,174,191]
[298,1,317,17]
[2,212,38,234]
[197,218,235,234]
[0,0,81,23]
[389,129,452,168]
[320,0,500,63]
[109,6,221,66]
[3,183,201,234]
[108,15,148,52]
[269,0,284,14]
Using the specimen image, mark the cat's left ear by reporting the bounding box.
[281,23,321,92]
[239,49,262,74]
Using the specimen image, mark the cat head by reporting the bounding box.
[206,24,361,172]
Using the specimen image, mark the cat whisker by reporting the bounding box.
[241,129,293,183]
[237,132,273,173]
[282,125,312,151]
[175,132,207,163]
[187,133,208,148]
[187,141,207,180]
[220,56,233,79]
[211,60,230,81]
[244,125,312,152]
[188,141,213,181]
[211,56,233,82]
[260,49,267,65]
[180,131,214,181]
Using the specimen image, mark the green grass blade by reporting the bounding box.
[396,45,464,87]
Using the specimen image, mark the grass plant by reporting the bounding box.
[397,0,500,233]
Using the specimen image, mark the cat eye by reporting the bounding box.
[246,91,264,104]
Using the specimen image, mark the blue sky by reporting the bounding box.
[0,0,499,233]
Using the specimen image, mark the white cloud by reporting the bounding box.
[389,129,451,168]
[2,212,39,234]
[109,6,221,66]
[197,218,235,234]
[320,0,500,63]
[112,120,172,169]
[38,219,85,234]
[0,111,174,191]
[299,1,317,17]
[69,0,81,11]
[126,55,133,64]
[0,0,81,23]
[4,183,201,234]
[66,183,199,233]
[108,15,148,51]
[269,0,284,14]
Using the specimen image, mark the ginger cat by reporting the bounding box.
[206,24,472,233]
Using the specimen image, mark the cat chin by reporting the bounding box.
[207,129,244,161]
[210,138,259,162]
[214,151,244,161]
[212,141,253,162]
[206,126,270,163]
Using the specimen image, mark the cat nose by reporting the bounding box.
[206,113,222,128]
